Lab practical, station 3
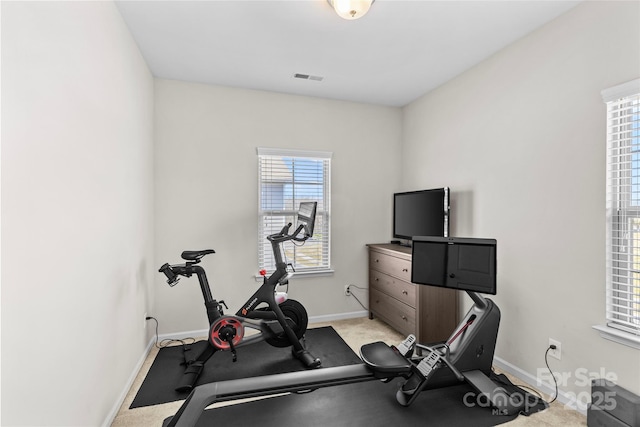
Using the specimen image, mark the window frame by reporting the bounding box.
[256,147,332,276]
[595,78,640,349]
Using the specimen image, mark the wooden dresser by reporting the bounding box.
[367,243,459,343]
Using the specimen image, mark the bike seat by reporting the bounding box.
[181,249,215,261]
[360,341,413,377]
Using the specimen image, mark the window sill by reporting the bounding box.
[593,324,640,350]
[253,269,335,281]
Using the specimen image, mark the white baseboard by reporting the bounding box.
[101,335,157,427]
[155,311,371,342]
[309,310,369,324]
[159,328,209,341]
[492,356,587,416]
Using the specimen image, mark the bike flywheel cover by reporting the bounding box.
[209,316,244,350]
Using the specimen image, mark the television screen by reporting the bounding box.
[393,188,449,240]
[411,236,497,295]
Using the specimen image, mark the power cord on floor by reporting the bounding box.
[345,284,368,311]
[544,345,559,404]
[490,344,561,407]
[146,316,197,349]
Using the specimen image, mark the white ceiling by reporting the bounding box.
[115,0,581,107]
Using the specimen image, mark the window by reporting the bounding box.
[603,79,640,341]
[257,147,331,275]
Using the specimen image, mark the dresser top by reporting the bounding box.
[367,243,412,260]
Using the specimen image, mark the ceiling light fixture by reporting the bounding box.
[327,0,374,20]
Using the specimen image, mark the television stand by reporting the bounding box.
[367,244,458,343]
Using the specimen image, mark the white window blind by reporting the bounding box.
[604,79,640,336]
[257,147,331,274]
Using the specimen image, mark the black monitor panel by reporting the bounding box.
[411,236,497,295]
[297,201,317,238]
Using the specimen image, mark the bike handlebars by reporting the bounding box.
[159,217,311,287]
[159,263,180,286]
[279,223,291,235]
[268,222,309,244]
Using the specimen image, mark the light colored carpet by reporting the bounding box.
[111,317,587,426]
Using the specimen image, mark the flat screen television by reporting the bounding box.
[411,236,497,295]
[393,188,450,241]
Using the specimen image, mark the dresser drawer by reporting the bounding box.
[369,250,412,282]
[370,288,416,336]
[369,269,416,308]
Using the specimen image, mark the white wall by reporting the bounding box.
[4,1,637,425]
[154,79,402,334]
[402,0,640,402]
[2,2,154,426]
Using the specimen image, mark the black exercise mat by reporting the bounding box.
[131,326,362,408]
[194,373,548,427]
[490,372,549,416]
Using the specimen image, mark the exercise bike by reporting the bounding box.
[158,201,322,392]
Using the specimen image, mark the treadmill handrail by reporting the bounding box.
[163,364,374,427]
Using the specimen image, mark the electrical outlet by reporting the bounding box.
[549,338,561,360]
[144,312,148,329]
[344,285,351,296]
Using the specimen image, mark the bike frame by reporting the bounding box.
[165,222,305,336]
[158,212,320,392]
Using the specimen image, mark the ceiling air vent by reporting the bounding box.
[294,73,324,82]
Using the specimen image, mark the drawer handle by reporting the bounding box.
[401,315,407,321]
[402,290,408,295]
[375,259,379,263]
[375,278,379,281]
[402,268,408,272]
